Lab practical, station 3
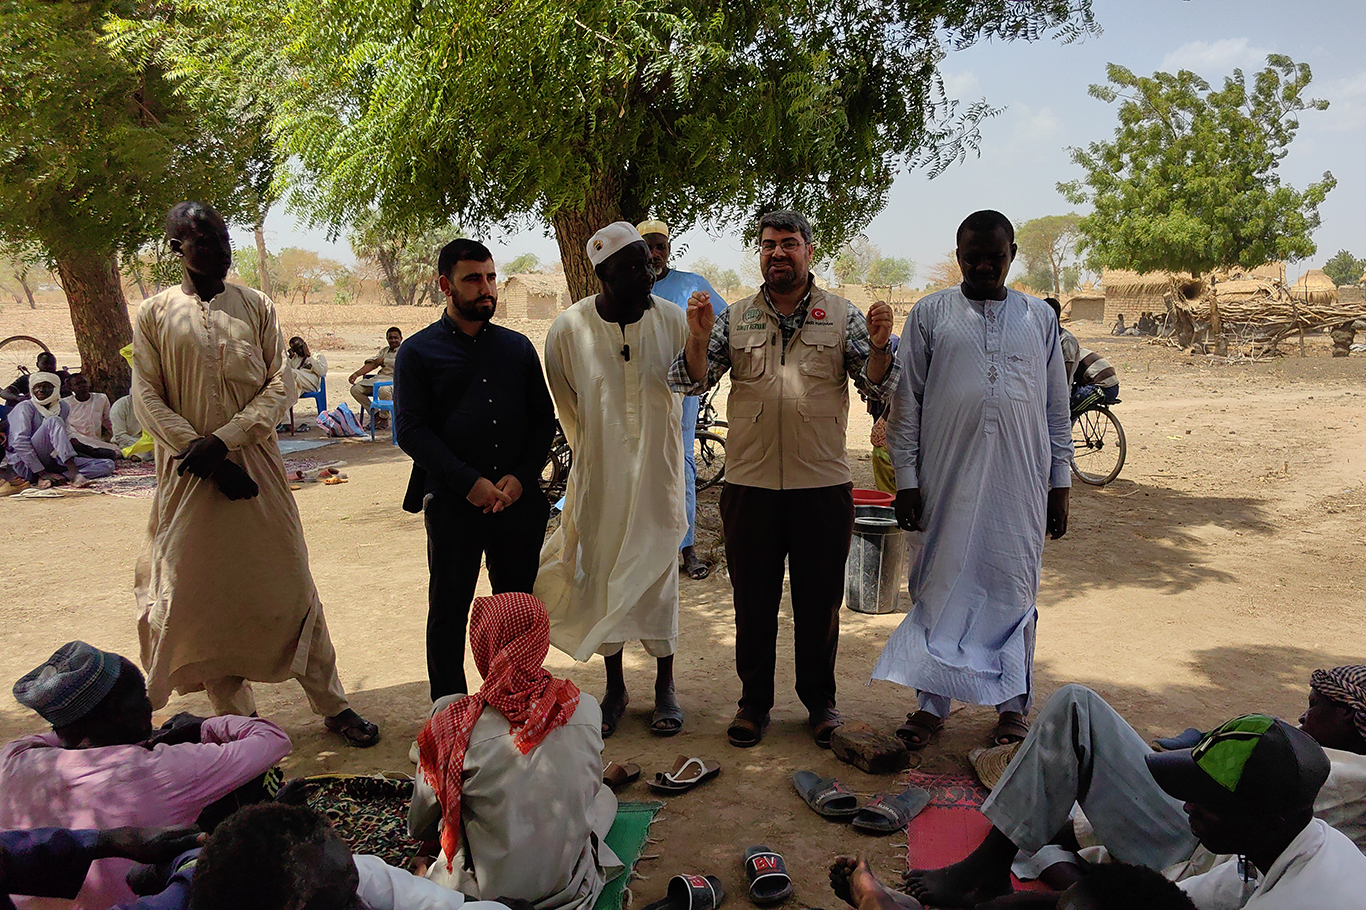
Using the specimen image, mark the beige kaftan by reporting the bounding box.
[535,297,687,661]
[132,283,344,713]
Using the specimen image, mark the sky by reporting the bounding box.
[233,0,1366,285]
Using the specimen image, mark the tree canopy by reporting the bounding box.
[1060,55,1335,279]
[1322,250,1366,287]
[349,213,456,307]
[127,0,1098,299]
[1016,213,1081,296]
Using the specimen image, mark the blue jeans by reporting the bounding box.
[681,394,699,549]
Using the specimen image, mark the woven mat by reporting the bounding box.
[82,455,340,499]
[306,774,424,869]
[595,800,665,910]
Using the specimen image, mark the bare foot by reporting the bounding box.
[903,856,1012,909]
[831,857,922,910]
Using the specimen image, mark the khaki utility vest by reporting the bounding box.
[724,286,851,490]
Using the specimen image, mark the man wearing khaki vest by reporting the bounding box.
[670,210,896,748]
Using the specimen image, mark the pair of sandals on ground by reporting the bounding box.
[792,771,930,835]
[897,709,1029,751]
[643,845,796,910]
[728,709,843,749]
[602,755,722,794]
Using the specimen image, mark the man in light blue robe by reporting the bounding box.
[637,220,727,580]
[876,210,1072,751]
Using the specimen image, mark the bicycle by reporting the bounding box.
[540,419,571,502]
[693,384,727,491]
[1069,387,1126,486]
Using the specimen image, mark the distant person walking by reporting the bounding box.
[636,218,727,579]
[537,222,689,738]
[132,200,378,747]
[877,210,1071,751]
[672,210,897,749]
[395,239,555,701]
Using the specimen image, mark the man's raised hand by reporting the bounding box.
[468,476,513,513]
[867,301,894,350]
[686,291,715,339]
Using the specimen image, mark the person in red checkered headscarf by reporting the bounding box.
[409,593,623,910]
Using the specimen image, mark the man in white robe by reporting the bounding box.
[132,200,379,747]
[65,373,116,455]
[536,222,688,738]
[877,210,1071,750]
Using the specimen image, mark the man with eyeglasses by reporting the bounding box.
[670,210,897,749]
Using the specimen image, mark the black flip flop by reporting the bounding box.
[727,713,770,748]
[651,697,685,737]
[850,787,931,835]
[648,755,722,794]
[601,695,629,739]
[744,845,793,905]
[641,874,727,910]
[791,771,859,819]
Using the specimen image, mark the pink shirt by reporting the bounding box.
[0,715,291,910]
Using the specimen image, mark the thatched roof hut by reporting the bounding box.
[1064,280,1106,322]
[500,273,570,319]
[1100,269,1175,321]
[1290,269,1338,306]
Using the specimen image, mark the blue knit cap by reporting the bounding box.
[12,641,123,728]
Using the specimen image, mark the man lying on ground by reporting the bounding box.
[829,856,1195,910]
[0,826,202,910]
[184,803,519,910]
[0,641,292,910]
[5,373,115,488]
[901,674,1366,907]
[409,593,622,909]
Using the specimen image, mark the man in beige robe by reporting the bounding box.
[132,200,379,747]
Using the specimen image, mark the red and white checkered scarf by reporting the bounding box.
[417,592,581,870]
[1311,665,1366,740]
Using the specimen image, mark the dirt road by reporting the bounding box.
[2,302,1363,904]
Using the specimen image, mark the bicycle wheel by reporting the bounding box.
[540,442,571,501]
[0,335,50,377]
[1070,405,1126,486]
[694,429,726,491]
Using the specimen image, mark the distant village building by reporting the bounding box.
[499,273,570,319]
[1065,281,1105,322]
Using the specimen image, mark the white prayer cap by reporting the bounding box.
[586,222,645,267]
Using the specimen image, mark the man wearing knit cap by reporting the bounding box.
[636,219,727,580]
[3,372,115,488]
[536,221,690,738]
[0,641,291,910]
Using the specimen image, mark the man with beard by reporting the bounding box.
[537,222,689,738]
[877,210,1071,751]
[673,210,897,749]
[395,239,556,701]
[133,201,378,747]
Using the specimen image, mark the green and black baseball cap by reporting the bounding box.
[1145,714,1329,815]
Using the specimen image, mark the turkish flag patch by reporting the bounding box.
[811,308,826,320]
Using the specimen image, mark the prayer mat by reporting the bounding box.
[305,773,424,869]
[901,772,1048,896]
[278,438,335,455]
[85,454,341,499]
[594,800,665,910]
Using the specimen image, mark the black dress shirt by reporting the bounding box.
[395,314,555,499]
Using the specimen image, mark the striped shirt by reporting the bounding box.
[1075,348,1118,389]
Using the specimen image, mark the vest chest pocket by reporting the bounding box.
[796,326,841,379]
[731,330,768,381]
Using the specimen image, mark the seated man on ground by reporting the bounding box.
[902,673,1366,907]
[830,856,1195,910]
[286,336,328,396]
[0,825,202,910]
[5,373,115,487]
[109,394,153,461]
[347,327,401,429]
[0,641,292,910]
[1,352,70,406]
[184,803,517,910]
[409,593,621,910]
[66,373,120,458]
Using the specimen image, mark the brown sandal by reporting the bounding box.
[992,711,1030,745]
[896,710,944,751]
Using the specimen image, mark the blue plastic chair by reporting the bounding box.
[369,379,396,444]
[288,376,327,435]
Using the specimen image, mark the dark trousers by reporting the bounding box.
[424,488,549,700]
[719,482,854,719]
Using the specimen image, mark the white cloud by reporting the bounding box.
[1009,104,1064,147]
[1159,38,1273,76]
[1315,70,1366,133]
[941,69,982,100]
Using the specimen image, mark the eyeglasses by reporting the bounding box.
[759,239,805,254]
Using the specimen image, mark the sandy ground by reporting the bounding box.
[3,296,1365,905]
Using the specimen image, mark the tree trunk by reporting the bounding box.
[17,272,36,308]
[54,250,133,398]
[550,170,625,303]
[254,225,272,300]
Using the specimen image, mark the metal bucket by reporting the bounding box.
[844,504,908,614]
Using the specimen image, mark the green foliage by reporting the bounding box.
[132,0,1097,270]
[1016,213,1080,296]
[1322,250,1366,287]
[505,253,541,274]
[688,258,740,292]
[867,256,914,288]
[0,0,249,260]
[350,212,458,307]
[231,247,281,293]
[1060,55,1335,277]
[273,248,346,304]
